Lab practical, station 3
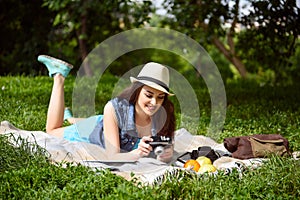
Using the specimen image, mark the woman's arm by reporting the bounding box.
[102,102,153,161]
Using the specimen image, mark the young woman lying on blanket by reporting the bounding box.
[38,55,176,163]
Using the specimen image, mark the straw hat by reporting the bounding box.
[130,62,174,96]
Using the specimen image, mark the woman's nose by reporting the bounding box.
[150,97,156,105]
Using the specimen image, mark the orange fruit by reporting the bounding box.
[184,159,200,172]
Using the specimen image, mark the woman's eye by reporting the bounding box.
[158,96,165,100]
[145,94,153,98]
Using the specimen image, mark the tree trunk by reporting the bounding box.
[212,36,247,78]
[212,0,247,78]
[76,14,92,76]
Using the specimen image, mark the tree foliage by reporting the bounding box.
[0,0,55,75]
[237,0,300,80]
[42,0,153,75]
[0,0,153,76]
[0,0,299,83]
[162,0,300,80]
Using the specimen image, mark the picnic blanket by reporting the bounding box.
[0,120,266,185]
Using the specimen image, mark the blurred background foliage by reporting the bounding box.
[0,0,299,85]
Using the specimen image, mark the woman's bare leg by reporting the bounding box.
[37,55,73,137]
[46,74,66,137]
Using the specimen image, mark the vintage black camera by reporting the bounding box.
[146,136,173,155]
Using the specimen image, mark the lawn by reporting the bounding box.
[0,74,300,199]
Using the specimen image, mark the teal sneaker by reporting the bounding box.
[38,55,73,77]
[64,107,73,121]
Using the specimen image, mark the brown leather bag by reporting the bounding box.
[223,134,290,159]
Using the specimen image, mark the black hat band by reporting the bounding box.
[137,76,169,92]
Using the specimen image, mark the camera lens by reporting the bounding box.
[154,146,165,155]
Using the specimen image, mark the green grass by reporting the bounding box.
[0,75,300,199]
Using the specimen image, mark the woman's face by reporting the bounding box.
[136,85,166,116]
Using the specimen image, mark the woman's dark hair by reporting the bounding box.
[118,82,175,138]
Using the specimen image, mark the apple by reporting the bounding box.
[196,156,212,166]
[198,163,217,173]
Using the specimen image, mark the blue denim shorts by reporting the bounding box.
[63,115,103,143]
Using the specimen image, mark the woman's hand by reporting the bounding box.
[134,136,153,157]
[156,145,174,163]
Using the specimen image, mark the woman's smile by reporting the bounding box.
[146,104,157,112]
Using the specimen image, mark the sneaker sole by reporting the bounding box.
[38,55,74,69]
